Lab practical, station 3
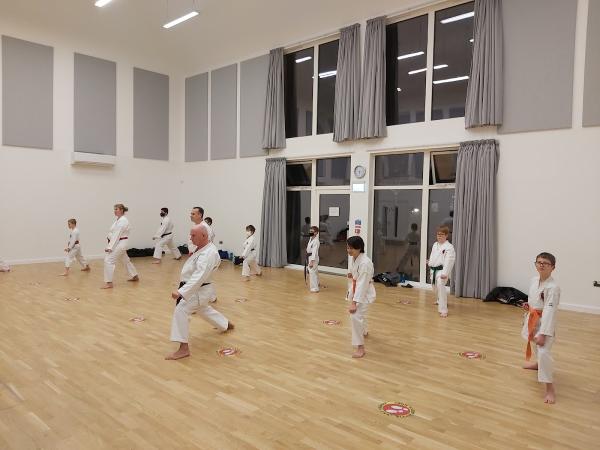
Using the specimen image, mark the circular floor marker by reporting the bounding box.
[217,347,241,357]
[459,351,485,360]
[398,300,411,305]
[235,298,249,303]
[129,316,145,323]
[379,402,414,418]
[323,320,341,326]
[64,297,80,302]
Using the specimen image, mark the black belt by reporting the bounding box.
[304,252,313,283]
[161,232,172,238]
[431,265,443,285]
[176,281,211,305]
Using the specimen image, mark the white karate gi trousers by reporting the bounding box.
[153,236,182,260]
[242,257,261,277]
[308,263,319,292]
[170,286,229,343]
[521,320,555,383]
[351,303,369,346]
[65,246,88,268]
[103,241,138,282]
[433,273,449,315]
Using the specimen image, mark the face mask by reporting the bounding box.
[160,212,166,217]
[309,232,315,237]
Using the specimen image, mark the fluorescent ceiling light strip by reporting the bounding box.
[440,11,474,24]
[295,56,312,63]
[163,11,199,29]
[433,75,469,84]
[397,51,424,60]
[95,0,113,6]
[318,70,337,78]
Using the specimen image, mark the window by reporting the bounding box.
[316,157,350,186]
[317,40,339,134]
[284,48,314,138]
[372,149,457,284]
[386,15,428,125]
[286,163,312,186]
[432,2,475,120]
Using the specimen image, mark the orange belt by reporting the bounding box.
[525,309,543,360]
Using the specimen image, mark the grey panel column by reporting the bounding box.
[240,55,269,158]
[583,0,600,127]
[210,64,237,160]
[185,72,209,161]
[133,68,169,160]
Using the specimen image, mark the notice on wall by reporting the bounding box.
[328,206,340,217]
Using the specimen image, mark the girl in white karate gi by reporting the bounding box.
[346,236,376,358]
[427,226,455,317]
[152,207,182,263]
[102,204,139,289]
[306,226,320,292]
[60,218,90,276]
[522,252,560,404]
[241,225,261,281]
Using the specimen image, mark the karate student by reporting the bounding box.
[101,204,139,289]
[152,207,182,264]
[522,252,560,404]
[204,217,216,243]
[0,257,9,272]
[241,225,261,281]
[60,219,90,276]
[306,226,320,293]
[346,236,376,359]
[187,207,217,302]
[166,224,234,360]
[427,226,456,317]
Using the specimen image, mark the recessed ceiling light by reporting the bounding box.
[163,11,199,29]
[95,0,113,7]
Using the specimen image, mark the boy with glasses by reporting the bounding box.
[522,252,560,404]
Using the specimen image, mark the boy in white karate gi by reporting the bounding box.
[60,219,90,276]
[522,252,560,404]
[241,225,261,281]
[306,226,320,292]
[346,236,376,358]
[427,226,456,317]
[152,207,182,264]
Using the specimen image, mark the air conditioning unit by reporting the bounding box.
[71,152,116,167]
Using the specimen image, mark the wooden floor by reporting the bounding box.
[1,258,599,449]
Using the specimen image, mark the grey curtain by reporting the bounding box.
[333,23,361,142]
[358,16,387,139]
[259,157,287,267]
[465,0,503,128]
[452,139,499,299]
[262,48,286,149]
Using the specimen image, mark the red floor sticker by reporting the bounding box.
[129,316,145,323]
[323,320,341,326]
[398,300,411,305]
[217,347,240,357]
[459,351,485,359]
[379,402,414,418]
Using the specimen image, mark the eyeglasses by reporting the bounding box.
[534,261,553,267]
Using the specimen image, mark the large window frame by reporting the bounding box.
[385,0,474,124]
[284,35,340,139]
[370,146,457,284]
[286,156,351,274]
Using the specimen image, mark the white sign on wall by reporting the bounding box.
[328,206,340,217]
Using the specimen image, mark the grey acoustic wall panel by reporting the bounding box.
[2,36,53,149]
[133,67,169,160]
[499,0,577,134]
[583,0,600,127]
[210,64,237,160]
[74,53,116,155]
[185,72,209,161]
[240,54,269,158]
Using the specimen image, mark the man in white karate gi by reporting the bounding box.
[165,224,233,360]
[152,207,182,264]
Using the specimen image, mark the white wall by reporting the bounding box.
[0,17,188,263]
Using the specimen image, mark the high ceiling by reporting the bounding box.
[0,0,425,74]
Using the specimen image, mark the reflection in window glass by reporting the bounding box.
[431,152,457,183]
[318,193,350,269]
[432,2,475,120]
[317,40,339,134]
[316,157,350,186]
[427,189,455,280]
[286,163,312,186]
[285,48,314,137]
[286,191,312,264]
[386,15,428,126]
[372,190,423,280]
[374,153,424,186]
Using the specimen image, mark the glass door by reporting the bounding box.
[317,192,350,270]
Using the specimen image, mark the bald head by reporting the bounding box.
[190,224,209,249]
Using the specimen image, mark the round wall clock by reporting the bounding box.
[354,165,366,179]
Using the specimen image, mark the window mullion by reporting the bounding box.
[425,11,435,122]
[420,151,431,283]
[312,46,319,136]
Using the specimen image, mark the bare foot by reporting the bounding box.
[165,349,190,360]
[152,260,161,264]
[223,322,235,332]
[352,349,366,358]
[59,272,68,276]
[310,290,319,293]
[440,313,448,318]
[242,277,250,282]
[523,361,538,370]
[256,272,262,277]
[363,331,369,338]
[209,298,218,303]
[100,282,113,289]
[174,257,182,260]
[128,275,139,282]
[544,385,556,404]
[81,266,91,271]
